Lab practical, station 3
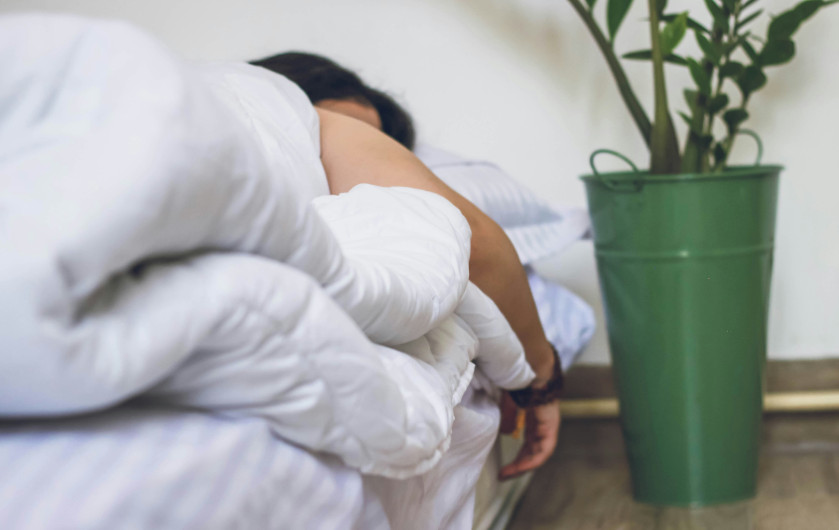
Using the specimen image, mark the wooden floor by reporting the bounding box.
[507,413,839,530]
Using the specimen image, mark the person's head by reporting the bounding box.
[250,51,416,150]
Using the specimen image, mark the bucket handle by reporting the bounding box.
[736,129,763,166]
[589,149,643,192]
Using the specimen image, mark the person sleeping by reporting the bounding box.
[0,10,564,481]
[250,51,566,480]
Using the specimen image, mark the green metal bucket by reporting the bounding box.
[581,154,781,506]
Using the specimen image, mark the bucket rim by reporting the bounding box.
[580,164,784,184]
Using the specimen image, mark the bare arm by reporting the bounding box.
[316,108,561,479]
[315,108,555,384]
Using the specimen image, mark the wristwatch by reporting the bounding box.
[509,344,564,408]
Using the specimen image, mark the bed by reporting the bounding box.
[0,13,593,529]
[0,381,500,529]
[0,379,566,529]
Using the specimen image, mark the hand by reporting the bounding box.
[499,390,520,435]
[498,394,561,481]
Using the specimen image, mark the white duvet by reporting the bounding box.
[0,14,534,479]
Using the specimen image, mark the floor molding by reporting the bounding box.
[562,359,839,419]
[564,358,839,399]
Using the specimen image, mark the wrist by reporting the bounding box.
[510,343,564,408]
[530,341,556,388]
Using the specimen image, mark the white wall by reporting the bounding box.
[2,0,836,363]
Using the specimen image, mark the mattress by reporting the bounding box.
[0,406,383,529]
[473,436,532,530]
[0,379,504,530]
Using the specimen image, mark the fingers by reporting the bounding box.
[498,426,556,480]
[498,403,561,481]
[498,436,554,480]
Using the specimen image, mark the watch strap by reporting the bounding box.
[508,344,564,408]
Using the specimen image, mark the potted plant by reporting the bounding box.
[568,0,836,506]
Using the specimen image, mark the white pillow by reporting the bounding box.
[526,268,595,369]
[415,144,590,265]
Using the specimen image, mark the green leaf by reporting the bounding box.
[622,49,688,65]
[760,39,796,66]
[703,0,729,32]
[686,57,712,95]
[721,0,737,13]
[719,61,744,78]
[661,13,710,34]
[709,93,730,114]
[660,12,688,56]
[741,39,760,62]
[723,108,749,133]
[679,112,707,137]
[795,1,825,19]
[722,33,746,54]
[695,31,722,65]
[607,0,634,41]
[768,1,823,41]
[736,9,764,31]
[737,65,767,98]
[743,0,760,10]
[586,0,597,9]
[678,111,701,133]
[684,89,700,113]
[688,130,714,149]
[713,142,728,167]
[656,0,668,16]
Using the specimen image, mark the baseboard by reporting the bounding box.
[564,358,839,400]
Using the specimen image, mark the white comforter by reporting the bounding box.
[0,14,534,480]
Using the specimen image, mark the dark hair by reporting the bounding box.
[250,52,416,150]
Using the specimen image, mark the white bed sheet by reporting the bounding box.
[0,379,499,530]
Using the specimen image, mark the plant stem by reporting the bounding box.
[715,94,750,170]
[647,0,681,173]
[567,0,652,148]
[710,4,743,171]
[680,62,712,174]
[699,30,724,172]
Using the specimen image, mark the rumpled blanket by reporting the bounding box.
[0,14,534,479]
